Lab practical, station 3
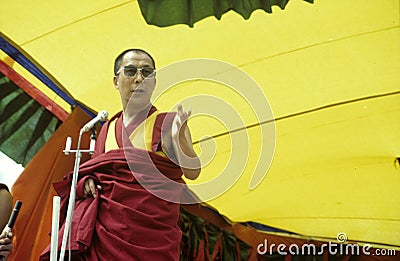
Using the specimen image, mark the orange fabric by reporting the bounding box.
[196,240,205,261]
[10,107,92,261]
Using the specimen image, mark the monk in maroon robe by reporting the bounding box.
[40,49,200,260]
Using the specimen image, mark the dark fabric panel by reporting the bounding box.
[0,72,62,166]
[180,207,252,260]
[138,0,314,27]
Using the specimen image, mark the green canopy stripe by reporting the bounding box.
[138,0,314,27]
[0,71,62,166]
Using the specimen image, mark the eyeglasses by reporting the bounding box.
[116,66,156,78]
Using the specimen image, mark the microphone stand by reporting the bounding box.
[53,129,96,261]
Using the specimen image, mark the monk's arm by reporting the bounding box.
[162,105,201,180]
[176,125,201,180]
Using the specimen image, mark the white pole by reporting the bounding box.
[50,196,60,261]
[59,130,83,261]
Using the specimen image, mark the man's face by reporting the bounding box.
[114,51,156,112]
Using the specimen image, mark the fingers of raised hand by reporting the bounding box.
[176,104,191,127]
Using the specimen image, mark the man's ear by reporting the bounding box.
[113,76,119,89]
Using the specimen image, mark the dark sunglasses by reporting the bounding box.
[116,66,156,78]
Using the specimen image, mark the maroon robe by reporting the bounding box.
[40,108,185,260]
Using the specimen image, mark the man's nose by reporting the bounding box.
[134,71,144,84]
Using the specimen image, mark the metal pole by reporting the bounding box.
[59,130,84,261]
[50,196,60,261]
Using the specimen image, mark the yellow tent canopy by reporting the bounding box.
[1,0,399,252]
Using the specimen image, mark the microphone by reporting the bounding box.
[81,110,109,133]
[2,200,22,237]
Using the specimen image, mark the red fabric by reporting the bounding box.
[152,111,176,152]
[195,240,205,261]
[40,109,185,261]
[211,234,222,260]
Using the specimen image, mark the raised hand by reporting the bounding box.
[170,104,200,180]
